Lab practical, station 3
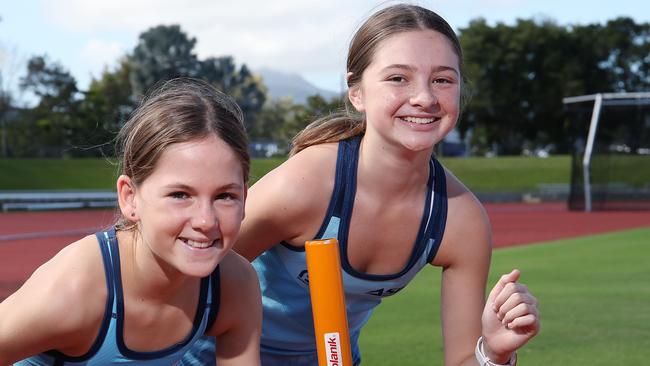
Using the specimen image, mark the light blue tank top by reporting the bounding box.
[254,136,448,364]
[16,227,221,366]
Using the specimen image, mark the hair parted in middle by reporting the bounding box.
[114,77,250,229]
[290,4,464,156]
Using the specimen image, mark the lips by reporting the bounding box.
[180,238,220,249]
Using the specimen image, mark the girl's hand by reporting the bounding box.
[481,269,540,363]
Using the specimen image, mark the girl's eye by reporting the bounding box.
[170,192,189,199]
[433,78,452,84]
[216,192,237,201]
[387,75,406,83]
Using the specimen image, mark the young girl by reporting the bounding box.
[0,78,261,365]
[184,4,540,365]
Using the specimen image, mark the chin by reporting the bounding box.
[181,261,220,278]
[180,252,225,278]
[401,136,437,152]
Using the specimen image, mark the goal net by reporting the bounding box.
[564,93,650,211]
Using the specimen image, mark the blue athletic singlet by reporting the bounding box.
[16,228,221,366]
[182,136,448,366]
[255,136,447,365]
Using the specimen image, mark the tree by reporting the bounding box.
[594,17,650,92]
[127,25,267,133]
[79,58,135,156]
[18,55,82,157]
[199,57,266,132]
[1,35,24,157]
[128,25,200,98]
[458,17,650,155]
[273,94,345,147]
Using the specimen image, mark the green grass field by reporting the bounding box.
[0,156,570,192]
[359,227,650,365]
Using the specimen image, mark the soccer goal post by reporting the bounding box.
[563,92,650,211]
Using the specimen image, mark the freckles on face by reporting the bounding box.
[354,30,461,149]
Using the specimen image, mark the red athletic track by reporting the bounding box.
[1,203,649,301]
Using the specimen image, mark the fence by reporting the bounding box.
[0,191,116,212]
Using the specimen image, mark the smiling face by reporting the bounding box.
[119,134,246,278]
[348,29,461,153]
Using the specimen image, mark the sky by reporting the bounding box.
[2,0,650,101]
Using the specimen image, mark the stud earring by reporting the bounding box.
[131,212,136,217]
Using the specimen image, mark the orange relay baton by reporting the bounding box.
[305,238,353,366]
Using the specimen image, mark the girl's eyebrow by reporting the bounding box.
[381,64,459,76]
[163,182,244,191]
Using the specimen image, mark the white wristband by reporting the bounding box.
[475,337,517,366]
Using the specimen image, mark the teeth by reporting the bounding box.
[182,238,216,249]
[402,116,435,124]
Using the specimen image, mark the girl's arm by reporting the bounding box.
[208,251,261,366]
[234,144,337,261]
[0,236,106,365]
[435,173,540,365]
[434,177,492,366]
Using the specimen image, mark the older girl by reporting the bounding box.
[186,4,540,365]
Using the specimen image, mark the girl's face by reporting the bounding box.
[125,134,246,278]
[349,29,461,153]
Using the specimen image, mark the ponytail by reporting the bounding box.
[290,111,365,156]
[292,4,465,157]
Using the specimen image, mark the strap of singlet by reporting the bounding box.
[332,136,360,217]
[308,136,358,240]
[53,229,115,360]
[425,157,448,263]
[205,265,221,332]
[338,141,437,280]
[42,229,116,364]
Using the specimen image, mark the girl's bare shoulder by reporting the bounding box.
[0,234,109,359]
[249,142,338,219]
[433,167,492,267]
[208,250,261,336]
[263,143,338,189]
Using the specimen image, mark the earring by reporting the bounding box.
[131,212,136,217]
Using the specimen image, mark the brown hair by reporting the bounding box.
[114,78,249,228]
[290,4,464,156]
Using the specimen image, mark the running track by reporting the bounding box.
[1,203,649,301]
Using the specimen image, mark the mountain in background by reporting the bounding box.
[256,68,341,104]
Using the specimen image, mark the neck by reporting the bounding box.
[357,133,433,198]
[118,230,197,303]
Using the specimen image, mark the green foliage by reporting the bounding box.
[79,59,135,157]
[360,227,650,365]
[199,57,267,132]
[128,25,200,98]
[126,25,266,132]
[6,17,650,158]
[459,17,650,155]
[270,94,346,146]
[17,56,84,157]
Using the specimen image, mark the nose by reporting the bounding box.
[409,82,437,108]
[192,200,218,232]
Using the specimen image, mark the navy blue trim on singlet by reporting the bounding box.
[205,266,221,332]
[278,136,448,280]
[110,233,212,360]
[279,138,349,252]
[336,137,441,281]
[426,159,447,263]
[41,229,117,364]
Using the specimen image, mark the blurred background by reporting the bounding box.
[1,2,649,364]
